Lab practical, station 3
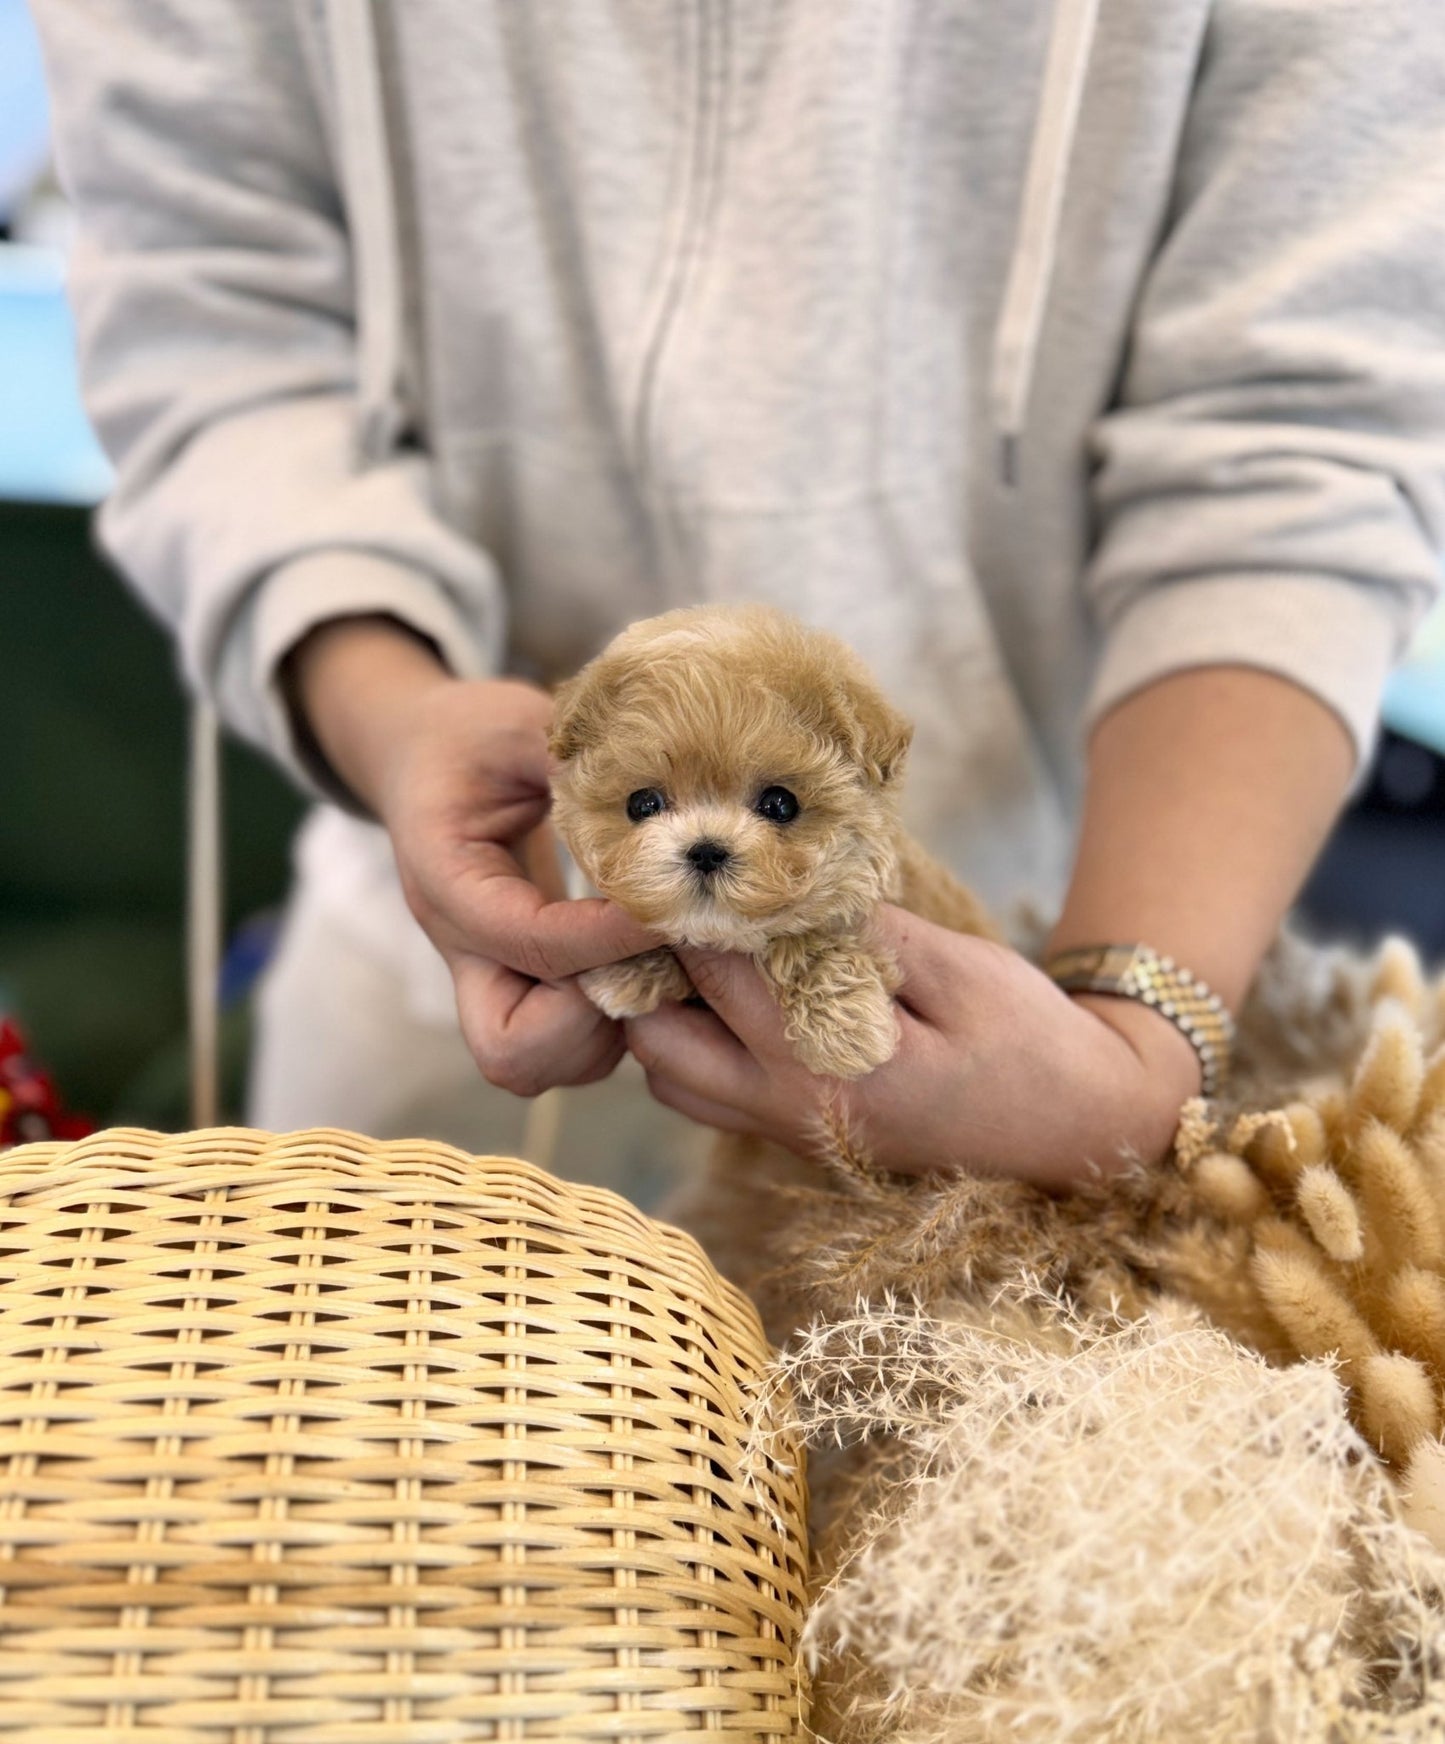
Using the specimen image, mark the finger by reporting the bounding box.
[518,818,568,904]
[624,1003,773,1114]
[544,1007,630,1087]
[426,845,657,981]
[671,947,795,1060]
[453,953,623,1096]
[566,1027,630,1088]
[639,1069,760,1137]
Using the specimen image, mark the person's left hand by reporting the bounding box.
[623,907,1202,1188]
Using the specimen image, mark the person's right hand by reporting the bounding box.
[287,615,658,1095]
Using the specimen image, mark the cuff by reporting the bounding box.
[214,551,500,808]
[1086,573,1402,778]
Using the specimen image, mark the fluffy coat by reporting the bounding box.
[549,606,995,1080]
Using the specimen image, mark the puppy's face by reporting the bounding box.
[549,608,911,949]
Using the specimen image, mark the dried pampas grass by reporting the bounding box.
[669,928,1445,1739]
[751,1289,1445,1744]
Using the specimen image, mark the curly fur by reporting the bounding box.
[550,605,995,1079]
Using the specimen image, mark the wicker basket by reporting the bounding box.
[0,1128,809,1740]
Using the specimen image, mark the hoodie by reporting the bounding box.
[30,0,1445,922]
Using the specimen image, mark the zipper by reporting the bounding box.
[630,0,730,495]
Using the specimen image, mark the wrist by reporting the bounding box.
[1072,990,1202,1101]
[1045,936,1236,1102]
[284,614,455,814]
[1068,992,1203,1171]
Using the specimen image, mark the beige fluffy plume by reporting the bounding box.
[1154,949,1445,1479]
[748,1291,1445,1744]
[670,930,1445,1739]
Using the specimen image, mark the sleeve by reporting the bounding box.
[1084,0,1445,770]
[30,0,507,801]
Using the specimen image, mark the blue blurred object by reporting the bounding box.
[0,244,112,503]
[1384,598,1445,760]
[218,910,283,1009]
[0,0,49,220]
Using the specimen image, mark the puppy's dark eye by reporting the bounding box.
[756,785,800,824]
[626,788,668,822]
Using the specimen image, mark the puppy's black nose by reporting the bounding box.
[686,839,732,877]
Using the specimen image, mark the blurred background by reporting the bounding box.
[2,0,1443,1139]
[1,0,302,1137]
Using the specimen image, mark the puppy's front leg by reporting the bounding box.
[760,934,901,1079]
[580,949,692,1020]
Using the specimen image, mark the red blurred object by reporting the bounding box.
[0,1019,93,1148]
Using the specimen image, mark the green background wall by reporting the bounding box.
[0,500,302,1125]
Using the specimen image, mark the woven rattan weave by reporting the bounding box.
[0,1128,808,1740]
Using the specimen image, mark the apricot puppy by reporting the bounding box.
[549,605,993,1079]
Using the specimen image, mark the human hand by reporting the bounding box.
[288,616,658,1095]
[623,906,1202,1188]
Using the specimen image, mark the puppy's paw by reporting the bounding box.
[763,938,900,1079]
[579,950,691,1020]
[789,979,899,1079]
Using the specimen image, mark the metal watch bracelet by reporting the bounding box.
[1043,943,1236,1098]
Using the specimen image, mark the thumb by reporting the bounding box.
[518,818,567,903]
[673,946,790,1054]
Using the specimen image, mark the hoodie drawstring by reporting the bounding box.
[325,0,410,461]
[331,0,1098,490]
[187,2,407,1127]
[186,697,221,1128]
[990,0,1102,486]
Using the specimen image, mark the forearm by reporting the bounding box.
[284,614,565,903]
[284,616,457,816]
[1047,665,1355,1083]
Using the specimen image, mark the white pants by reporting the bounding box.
[246,809,707,1215]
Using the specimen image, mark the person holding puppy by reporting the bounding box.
[33,3,1445,1187]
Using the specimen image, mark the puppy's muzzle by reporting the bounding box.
[685,839,732,879]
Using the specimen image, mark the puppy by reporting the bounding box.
[549,605,996,1079]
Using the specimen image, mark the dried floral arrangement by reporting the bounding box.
[1163,936,1445,1509]
[672,930,1445,1740]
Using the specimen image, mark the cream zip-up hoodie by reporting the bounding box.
[32,0,1445,929]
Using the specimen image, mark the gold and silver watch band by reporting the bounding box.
[1044,943,1236,1098]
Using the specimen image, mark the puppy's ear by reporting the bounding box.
[852,686,913,786]
[549,666,615,762]
[826,675,913,787]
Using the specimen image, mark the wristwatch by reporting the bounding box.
[1044,943,1235,1098]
